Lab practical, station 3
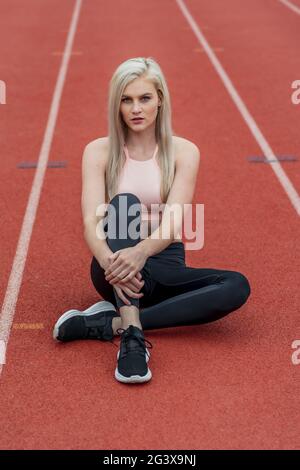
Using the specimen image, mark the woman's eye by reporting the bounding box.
[122,97,150,102]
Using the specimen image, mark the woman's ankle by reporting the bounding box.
[121,321,143,331]
[112,316,122,335]
[118,305,142,331]
[112,318,143,334]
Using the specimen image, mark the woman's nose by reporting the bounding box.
[132,102,142,111]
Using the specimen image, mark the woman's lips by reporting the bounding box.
[131,118,144,124]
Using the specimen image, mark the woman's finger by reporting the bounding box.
[127,278,144,292]
[109,273,130,285]
[112,266,138,284]
[105,266,123,280]
[122,285,144,299]
[120,271,137,284]
[118,266,140,283]
[105,254,122,275]
[114,286,131,306]
[106,265,128,282]
[123,279,138,292]
[130,276,144,290]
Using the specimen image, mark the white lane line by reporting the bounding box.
[278,0,300,16]
[0,340,6,365]
[0,0,82,376]
[176,0,300,216]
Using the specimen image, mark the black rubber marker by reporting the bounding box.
[247,156,298,163]
[17,161,67,168]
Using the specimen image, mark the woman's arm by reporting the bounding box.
[81,139,113,269]
[137,140,200,258]
[81,139,144,301]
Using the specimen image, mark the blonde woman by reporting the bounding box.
[53,57,251,384]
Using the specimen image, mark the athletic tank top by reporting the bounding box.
[117,143,162,239]
[116,142,183,243]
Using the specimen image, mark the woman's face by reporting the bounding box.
[120,76,161,130]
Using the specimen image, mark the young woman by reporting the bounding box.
[53,57,251,385]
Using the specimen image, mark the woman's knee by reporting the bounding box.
[228,271,251,308]
[110,192,141,206]
[107,193,142,220]
[105,193,142,250]
[90,257,103,290]
[90,257,114,301]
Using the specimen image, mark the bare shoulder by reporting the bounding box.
[84,136,109,152]
[83,136,109,166]
[172,135,200,164]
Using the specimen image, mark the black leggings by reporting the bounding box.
[90,193,251,331]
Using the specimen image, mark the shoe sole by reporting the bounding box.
[114,366,152,384]
[53,301,117,341]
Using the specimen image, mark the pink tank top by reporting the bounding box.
[117,143,162,238]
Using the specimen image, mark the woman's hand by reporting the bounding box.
[113,273,145,306]
[99,252,145,305]
[104,245,148,285]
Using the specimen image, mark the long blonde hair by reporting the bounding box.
[105,57,177,204]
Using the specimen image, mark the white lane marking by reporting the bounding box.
[0,0,82,376]
[278,0,300,16]
[0,340,6,365]
[176,0,300,216]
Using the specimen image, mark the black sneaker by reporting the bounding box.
[53,301,119,342]
[115,325,153,384]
